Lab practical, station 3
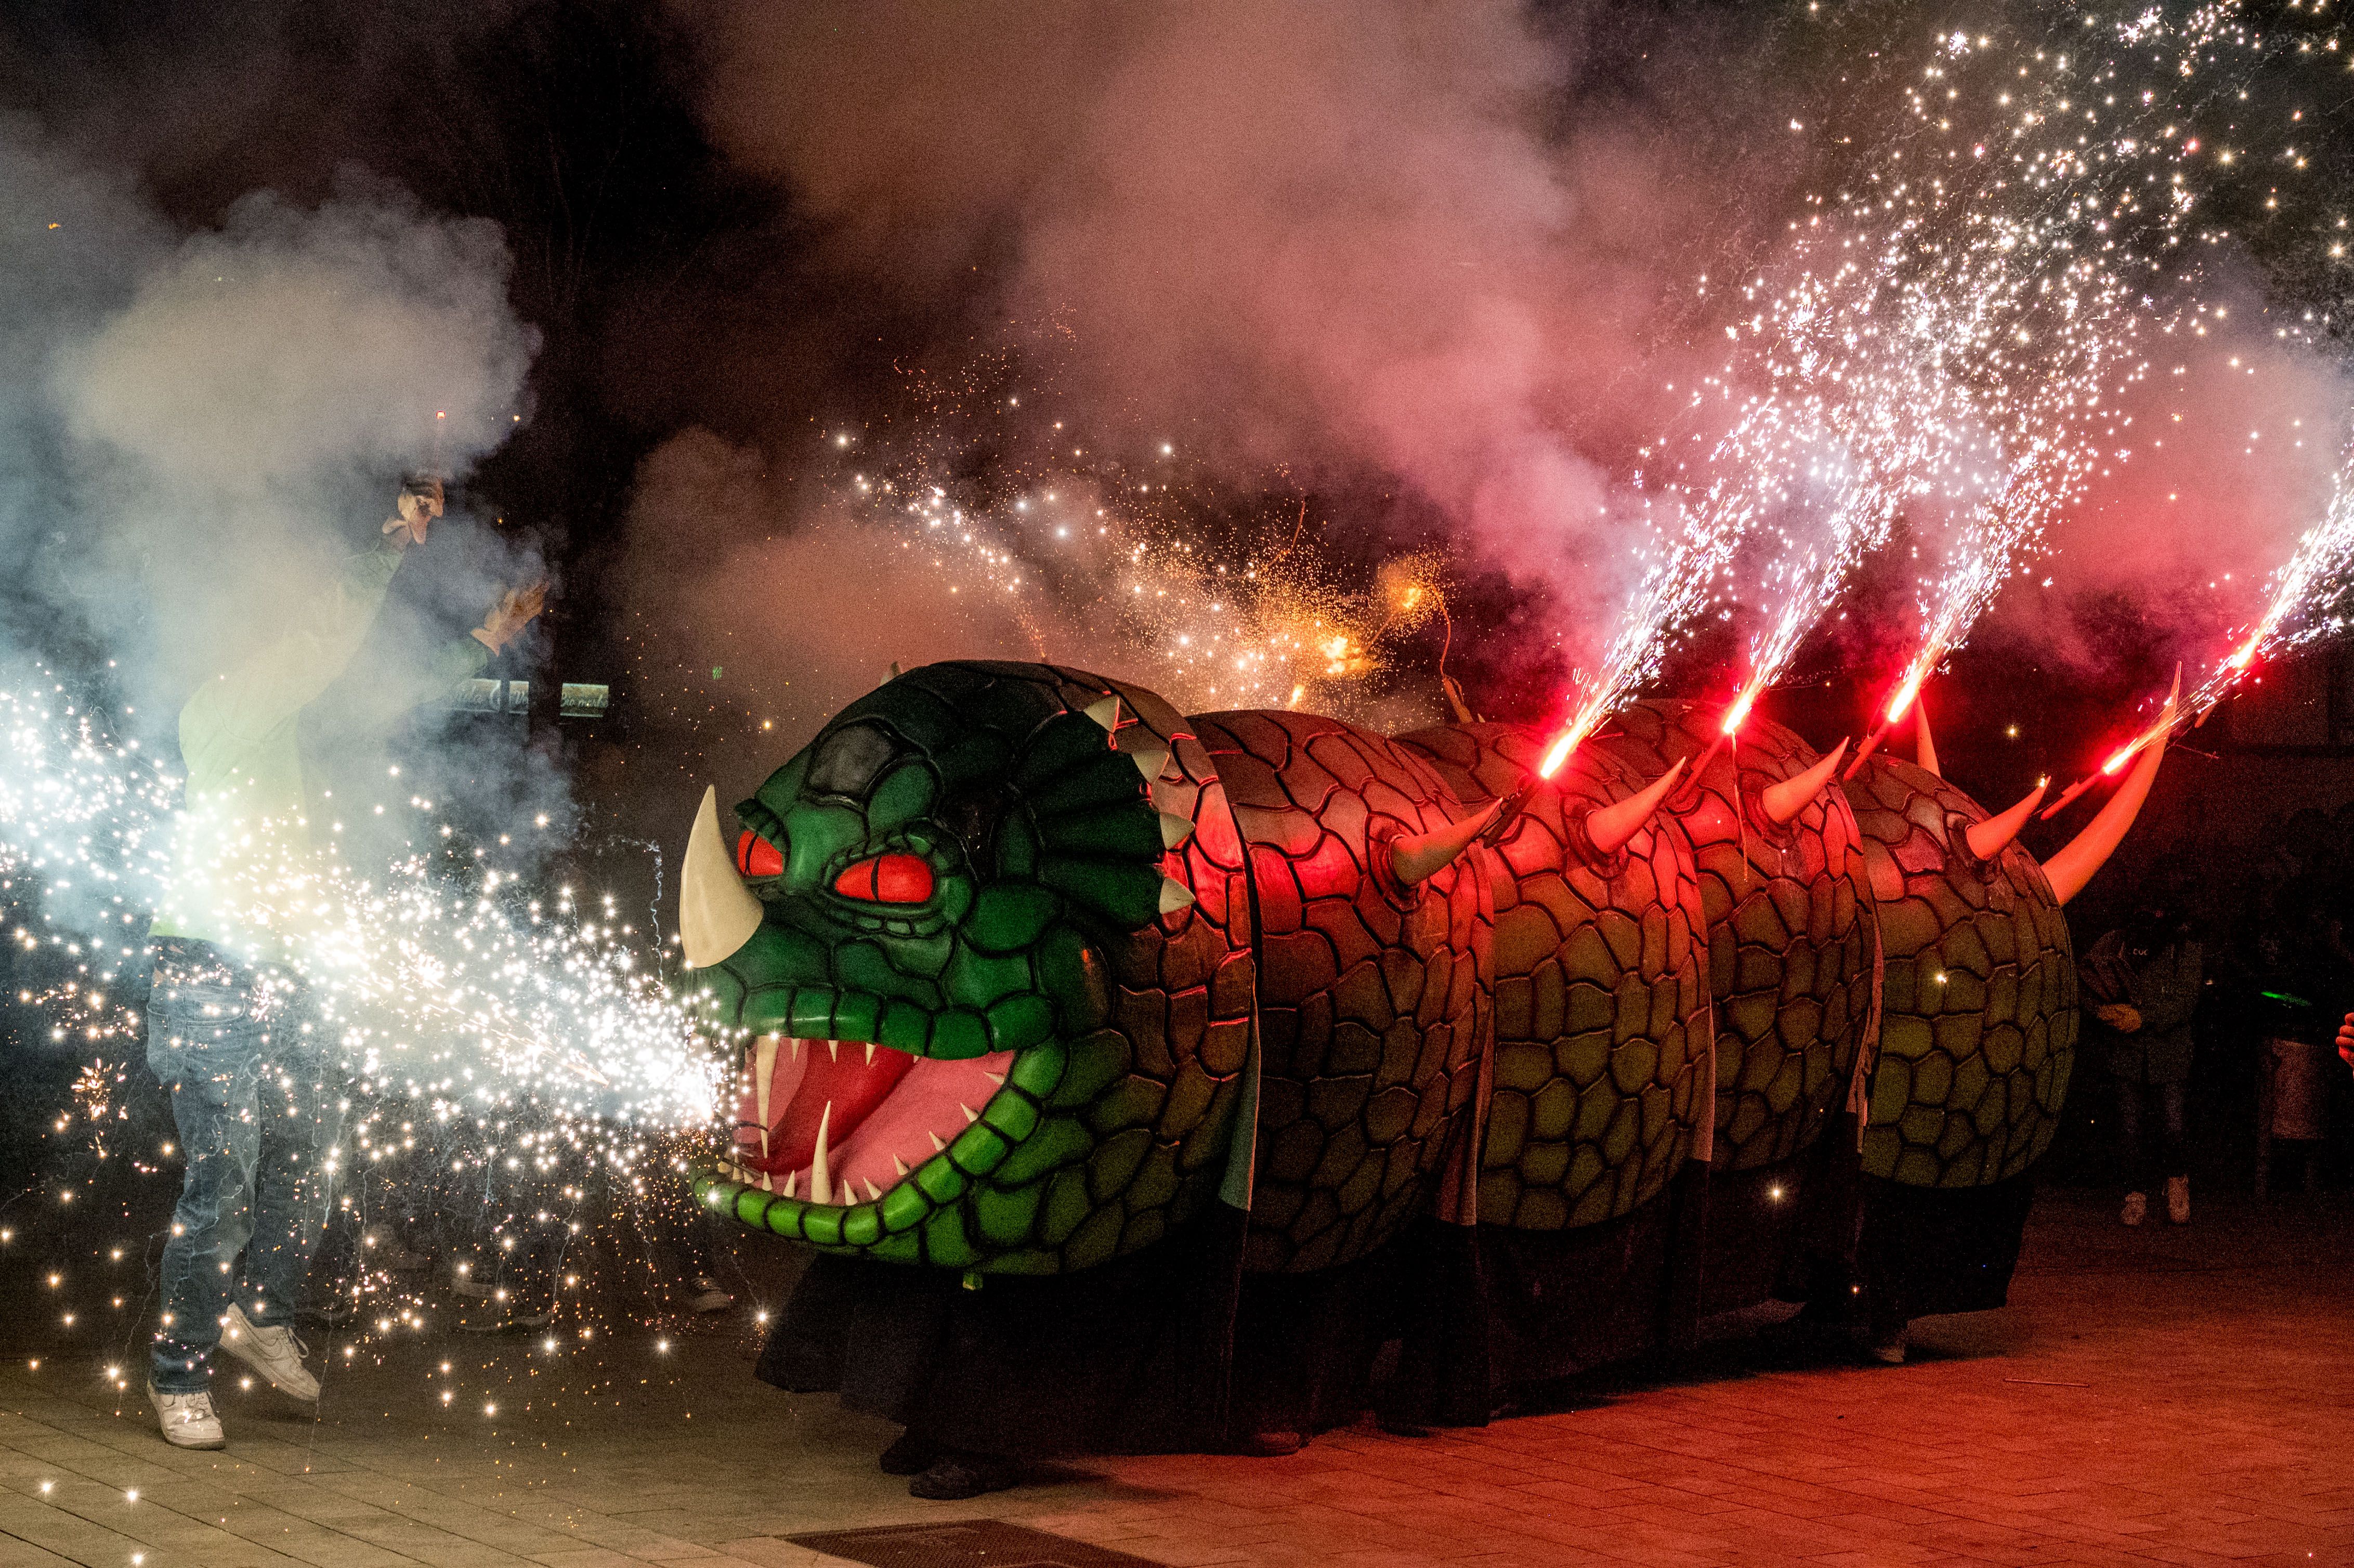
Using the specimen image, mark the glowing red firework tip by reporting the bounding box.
[1537,689,1614,779]
[1885,669,1927,726]
[1721,679,1763,737]
[2041,665,2182,819]
[1845,656,1937,780]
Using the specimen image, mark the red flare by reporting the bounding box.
[1885,669,1927,726]
[2041,665,2183,820]
[1721,684,1759,736]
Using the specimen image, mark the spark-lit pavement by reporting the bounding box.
[4,1188,2351,1568]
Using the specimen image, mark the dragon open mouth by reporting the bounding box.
[722,1036,1014,1207]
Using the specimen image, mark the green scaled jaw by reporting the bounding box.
[686,662,1252,1275]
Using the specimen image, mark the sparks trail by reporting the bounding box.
[1549,3,2342,775]
[1,672,721,1215]
[2044,442,2354,820]
[821,417,1447,719]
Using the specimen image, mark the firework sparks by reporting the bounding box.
[0,671,722,1257]
[827,429,1449,719]
[1551,3,2342,773]
[2044,440,2354,818]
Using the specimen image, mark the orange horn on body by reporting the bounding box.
[2041,672,2179,906]
[1391,800,1503,886]
[1760,739,1849,826]
[1586,758,1687,858]
[1965,779,2048,863]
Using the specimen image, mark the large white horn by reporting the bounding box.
[1915,697,1940,778]
[1760,739,1848,826]
[682,785,764,968]
[2041,674,2178,907]
[1586,758,1687,858]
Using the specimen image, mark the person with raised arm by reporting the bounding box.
[145,477,544,1449]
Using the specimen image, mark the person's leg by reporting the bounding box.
[637,1170,733,1313]
[2158,1080,2190,1222]
[2113,1076,2149,1223]
[462,1165,564,1330]
[147,966,266,1394]
[241,989,344,1331]
[2155,1080,2187,1178]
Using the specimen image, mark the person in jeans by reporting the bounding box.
[2080,892,2205,1227]
[146,478,544,1448]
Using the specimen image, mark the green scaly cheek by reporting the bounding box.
[694,1024,1210,1271]
[692,909,1226,1273]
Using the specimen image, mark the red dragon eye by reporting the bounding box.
[833,853,934,904]
[735,830,784,879]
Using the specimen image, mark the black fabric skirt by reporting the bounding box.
[753,1209,1489,1456]
[756,1208,1246,1457]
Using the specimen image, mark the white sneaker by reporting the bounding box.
[2120,1191,2147,1226]
[220,1303,320,1402]
[148,1382,226,1449]
[687,1275,735,1314]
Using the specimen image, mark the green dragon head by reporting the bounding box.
[685,662,1256,1274]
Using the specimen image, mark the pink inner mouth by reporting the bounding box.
[728,1036,1011,1206]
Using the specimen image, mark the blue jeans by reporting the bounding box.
[146,938,342,1392]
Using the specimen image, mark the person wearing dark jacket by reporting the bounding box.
[2081,904,2204,1226]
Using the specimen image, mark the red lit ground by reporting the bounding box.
[2,1187,2349,1568]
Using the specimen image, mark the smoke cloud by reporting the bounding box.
[652,0,1766,707]
[11,148,535,708]
[2016,282,2354,682]
[0,117,548,928]
[661,0,2353,726]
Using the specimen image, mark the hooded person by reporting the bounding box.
[2078,874,2204,1227]
[143,477,545,1449]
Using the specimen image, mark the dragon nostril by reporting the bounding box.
[736,830,784,879]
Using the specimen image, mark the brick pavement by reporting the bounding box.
[2,1187,2349,1568]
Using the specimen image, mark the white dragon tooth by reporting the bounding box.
[1159,811,1194,850]
[1130,745,1170,782]
[788,1036,802,1060]
[892,1154,910,1177]
[927,1131,947,1153]
[862,1179,883,1203]
[1158,875,1196,915]
[827,1040,839,1064]
[960,1102,978,1123]
[1084,694,1121,731]
[757,1171,774,1193]
[810,1102,833,1206]
[753,1036,779,1160]
[864,1041,877,1066]
[782,1170,798,1199]
[984,1071,1006,1088]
